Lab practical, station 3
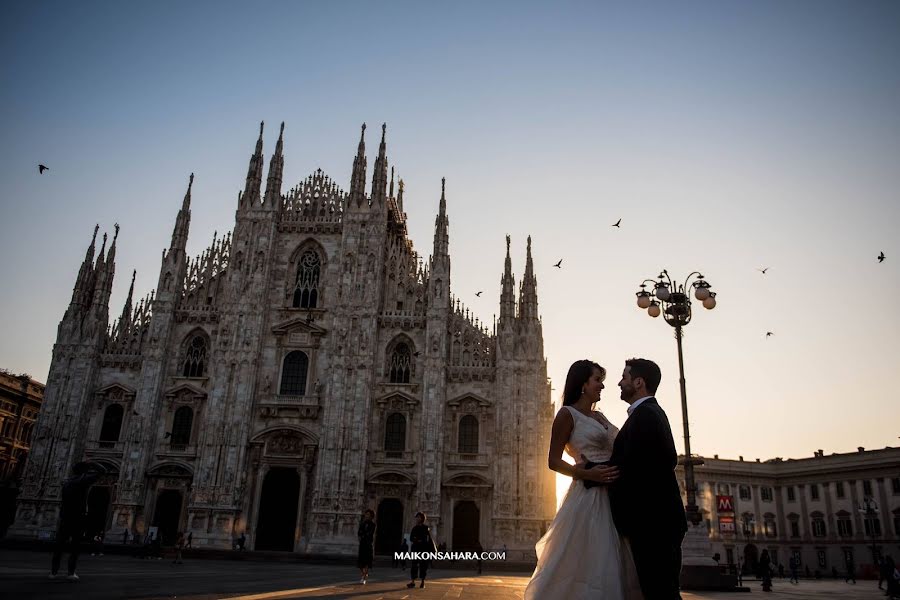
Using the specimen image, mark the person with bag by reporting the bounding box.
[406,512,436,589]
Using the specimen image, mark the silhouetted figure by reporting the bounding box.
[173,531,184,564]
[186,531,192,548]
[760,549,773,592]
[406,512,435,589]
[399,538,408,568]
[50,462,104,581]
[778,563,784,579]
[122,528,129,545]
[845,556,856,584]
[356,510,375,585]
[789,556,799,584]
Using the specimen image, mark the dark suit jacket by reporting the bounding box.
[608,397,687,541]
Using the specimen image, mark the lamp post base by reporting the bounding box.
[679,521,742,591]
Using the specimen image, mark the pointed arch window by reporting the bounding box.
[384,413,406,454]
[99,404,124,447]
[389,343,411,383]
[458,415,479,454]
[183,335,207,377]
[293,250,321,308]
[171,406,193,447]
[279,351,309,396]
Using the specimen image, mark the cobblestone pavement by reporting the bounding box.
[0,550,888,599]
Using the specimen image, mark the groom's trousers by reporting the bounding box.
[628,534,683,599]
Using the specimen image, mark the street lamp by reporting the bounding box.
[634,270,716,527]
[858,496,880,565]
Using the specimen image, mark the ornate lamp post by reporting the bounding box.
[635,270,715,526]
[635,270,733,589]
[858,496,880,565]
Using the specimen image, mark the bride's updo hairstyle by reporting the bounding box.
[562,359,605,406]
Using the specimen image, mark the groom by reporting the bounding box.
[609,358,687,599]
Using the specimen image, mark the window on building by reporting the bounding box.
[787,486,796,502]
[293,250,321,308]
[726,547,734,565]
[817,550,827,568]
[171,406,193,447]
[99,404,124,445]
[837,512,853,537]
[761,487,773,502]
[892,477,900,494]
[717,483,731,494]
[388,343,412,383]
[789,516,800,538]
[811,513,826,537]
[893,510,900,536]
[792,550,802,565]
[810,484,820,500]
[739,485,751,500]
[864,517,882,537]
[279,351,309,395]
[741,513,755,536]
[458,415,479,454]
[764,514,777,537]
[843,548,854,568]
[863,480,873,497]
[182,335,207,377]
[384,413,406,454]
[836,481,845,498]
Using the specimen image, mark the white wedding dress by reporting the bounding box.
[525,406,643,599]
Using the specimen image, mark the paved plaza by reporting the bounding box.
[0,550,890,599]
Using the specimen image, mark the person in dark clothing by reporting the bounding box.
[845,556,856,584]
[186,531,192,549]
[406,512,436,589]
[608,358,687,600]
[399,538,408,568]
[789,556,799,584]
[778,563,785,579]
[356,510,376,584]
[759,550,773,592]
[50,461,105,580]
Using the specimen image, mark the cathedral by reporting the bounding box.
[11,122,557,555]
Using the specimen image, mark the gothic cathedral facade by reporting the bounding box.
[11,122,557,555]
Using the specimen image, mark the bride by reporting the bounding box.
[525,359,643,599]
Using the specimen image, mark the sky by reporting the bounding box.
[1,1,899,467]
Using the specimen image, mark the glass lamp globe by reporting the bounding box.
[637,293,651,309]
[695,285,710,301]
[656,285,671,301]
[648,302,661,318]
[702,294,717,309]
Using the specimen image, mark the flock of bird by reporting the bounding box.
[37,163,887,341]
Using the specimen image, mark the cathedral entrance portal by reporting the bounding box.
[255,468,300,551]
[152,489,183,545]
[452,500,480,551]
[85,486,111,537]
[375,499,404,555]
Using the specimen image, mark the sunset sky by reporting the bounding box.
[2,1,898,473]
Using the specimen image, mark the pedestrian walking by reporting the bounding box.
[49,461,105,581]
[399,538,408,568]
[789,555,799,584]
[172,531,184,564]
[356,509,375,585]
[406,512,436,589]
[759,549,773,592]
[844,555,856,584]
[186,531,192,549]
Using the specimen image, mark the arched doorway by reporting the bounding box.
[255,468,300,551]
[452,500,480,551]
[743,543,759,575]
[85,486,111,538]
[152,489,183,545]
[375,499,404,555]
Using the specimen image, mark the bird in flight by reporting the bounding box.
[766,332,774,338]
[38,164,49,174]
[758,267,769,274]
[475,291,483,297]
[878,252,885,263]
[553,259,563,268]
[612,218,621,228]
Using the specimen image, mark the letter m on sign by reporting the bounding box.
[717,495,734,512]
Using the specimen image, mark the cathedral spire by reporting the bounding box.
[349,123,367,206]
[171,174,193,252]
[119,269,136,329]
[264,121,285,208]
[371,123,388,205]
[389,166,395,199]
[499,234,516,323]
[432,177,449,256]
[70,224,100,309]
[518,235,539,321]
[397,177,405,214]
[242,121,264,209]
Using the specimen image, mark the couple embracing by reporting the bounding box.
[525,358,688,600]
